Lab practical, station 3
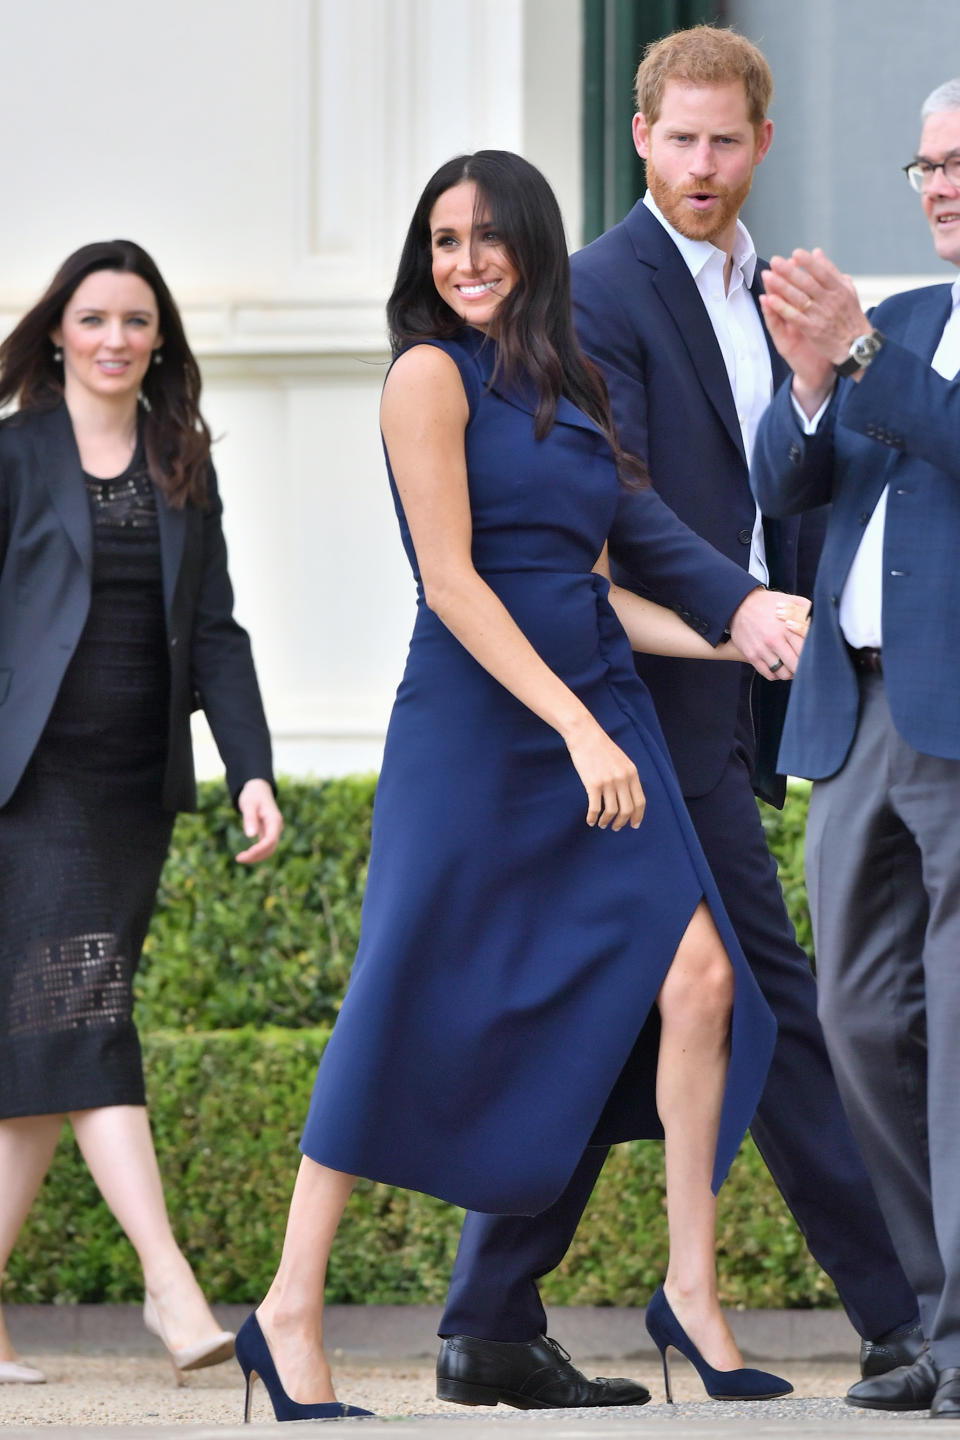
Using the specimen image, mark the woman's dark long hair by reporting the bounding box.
[387,150,647,486]
[0,240,210,508]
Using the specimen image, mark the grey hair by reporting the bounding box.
[922,78,960,120]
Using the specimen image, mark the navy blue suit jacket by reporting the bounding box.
[0,402,274,811]
[753,282,960,780]
[571,200,826,805]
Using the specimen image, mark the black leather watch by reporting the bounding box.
[834,330,885,377]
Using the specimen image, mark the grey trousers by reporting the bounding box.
[806,672,960,1368]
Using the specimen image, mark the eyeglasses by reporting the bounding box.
[903,154,960,192]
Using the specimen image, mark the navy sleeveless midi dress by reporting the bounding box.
[300,329,776,1215]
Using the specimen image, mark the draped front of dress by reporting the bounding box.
[300,329,775,1214]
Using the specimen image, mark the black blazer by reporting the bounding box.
[571,201,827,806]
[0,402,274,811]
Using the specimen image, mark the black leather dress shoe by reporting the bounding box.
[932,1367,960,1419]
[436,1334,650,1409]
[846,1350,938,1410]
[860,1320,925,1377]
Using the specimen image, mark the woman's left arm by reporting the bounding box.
[594,546,808,661]
[190,467,282,859]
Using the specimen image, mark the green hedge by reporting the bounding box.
[6,778,824,1308]
[135,775,378,1031]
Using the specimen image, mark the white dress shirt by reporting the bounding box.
[644,191,773,584]
[839,277,960,648]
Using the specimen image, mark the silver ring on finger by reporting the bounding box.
[769,656,784,674]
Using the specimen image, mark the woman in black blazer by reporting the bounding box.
[0,240,282,1385]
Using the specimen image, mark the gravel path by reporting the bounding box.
[0,1356,925,1429]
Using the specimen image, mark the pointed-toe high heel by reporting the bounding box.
[143,1293,235,1386]
[645,1286,793,1403]
[235,1311,375,1423]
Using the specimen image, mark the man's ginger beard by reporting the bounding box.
[646,153,754,246]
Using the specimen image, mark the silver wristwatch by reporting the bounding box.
[833,330,885,378]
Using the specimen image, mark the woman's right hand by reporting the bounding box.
[564,721,646,830]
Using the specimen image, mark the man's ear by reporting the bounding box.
[633,111,650,161]
[753,118,774,167]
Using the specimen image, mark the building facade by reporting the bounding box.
[1,0,953,778]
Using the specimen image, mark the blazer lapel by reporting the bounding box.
[35,403,93,576]
[826,292,955,583]
[30,402,189,620]
[900,283,954,365]
[153,479,187,623]
[629,209,746,463]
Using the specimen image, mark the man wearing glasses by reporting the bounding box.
[754,77,960,1421]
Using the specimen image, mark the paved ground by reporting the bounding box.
[0,1307,939,1437]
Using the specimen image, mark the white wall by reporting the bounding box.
[0,0,583,779]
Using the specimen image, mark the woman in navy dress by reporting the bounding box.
[235,153,793,1421]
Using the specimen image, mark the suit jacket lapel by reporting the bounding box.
[35,403,93,575]
[628,206,746,463]
[752,262,791,567]
[752,263,790,390]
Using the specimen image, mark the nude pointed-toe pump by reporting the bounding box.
[143,1292,235,1386]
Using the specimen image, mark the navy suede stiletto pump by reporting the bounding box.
[235,1312,375,1423]
[645,1287,793,1403]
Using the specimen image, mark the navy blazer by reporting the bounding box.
[0,402,274,811]
[753,282,960,780]
[571,200,826,805]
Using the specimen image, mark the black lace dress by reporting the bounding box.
[0,445,175,1117]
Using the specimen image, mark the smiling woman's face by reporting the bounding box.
[51,269,162,404]
[429,180,518,331]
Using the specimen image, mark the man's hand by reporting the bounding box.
[760,247,873,414]
[236,778,284,862]
[759,269,836,418]
[728,587,810,680]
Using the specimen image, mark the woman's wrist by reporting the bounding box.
[558,706,600,748]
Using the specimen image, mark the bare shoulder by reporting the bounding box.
[381,344,468,429]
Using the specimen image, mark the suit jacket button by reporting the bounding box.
[830,594,839,606]
[170,636,179,648]
[788,443,802,464]
[737,528,752,545]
